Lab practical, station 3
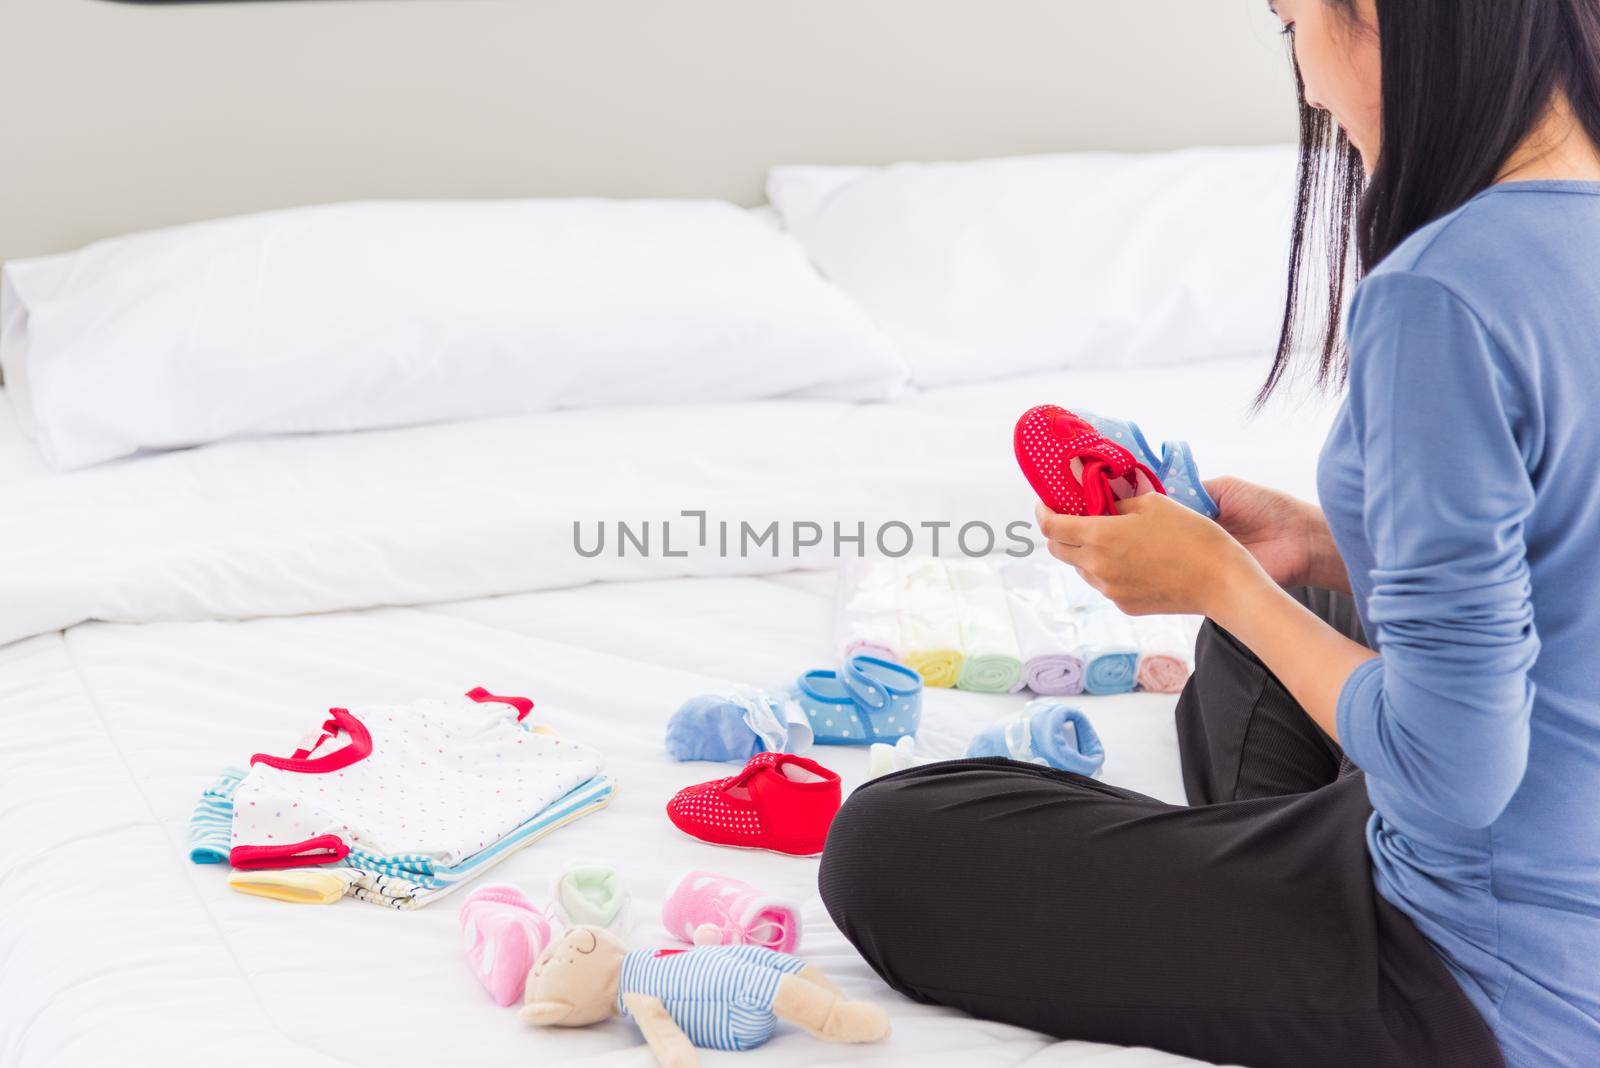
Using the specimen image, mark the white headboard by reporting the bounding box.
[0,0,1296,263]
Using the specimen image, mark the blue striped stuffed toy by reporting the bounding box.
[519,925,889,1066]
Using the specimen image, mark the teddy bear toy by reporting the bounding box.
[519,925,890,1067]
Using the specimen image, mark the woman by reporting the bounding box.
[818,3,1600,1066]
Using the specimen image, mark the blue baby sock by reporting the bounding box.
[665,689,811,762]
[966,700,1105,777]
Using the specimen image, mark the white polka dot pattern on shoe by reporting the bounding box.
[665,751,830,850]
[1013,404,1165,517]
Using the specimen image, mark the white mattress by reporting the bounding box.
[0,358,1340,1068]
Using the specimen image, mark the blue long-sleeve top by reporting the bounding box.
[1318,181,1600,1067]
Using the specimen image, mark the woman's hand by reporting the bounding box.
[1035,493,1268,618]
[1204,477,1348,593]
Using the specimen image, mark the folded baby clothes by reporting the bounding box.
[835,557,904,663]
[1132,615,1198,694]
[897,558,966,688]
[195,688,615,909]
[1000,559,1085,696]
[226,867,349,906]
[230,690,605,872]
[214,772,616,909]
[948,560,1023,693]
[336,775,616,889]
[189,767,246,864]
[230,864,447,910]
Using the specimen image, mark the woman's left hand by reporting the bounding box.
[1034,493,1267,617]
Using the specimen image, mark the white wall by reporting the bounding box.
[0,0,1298,261]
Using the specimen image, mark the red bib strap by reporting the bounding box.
[230,834,350,871]
[466,686,534,721]
[251,708,373,773]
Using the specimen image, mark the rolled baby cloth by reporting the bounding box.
[1080,595,1141,696]
[1001,558,1086,696]
[1084,650,1139,694]
[902,648,962,689]
[959,655,1022,693]
[949,560,1023,693]
[1136,654,1189,693]
[1132,614,1198,693]
[898,557,965,688]
[835,557,904,663]
[1020,653,1086,696]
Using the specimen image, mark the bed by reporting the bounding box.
[0,0,1317,1058]
[0,351,1339,1068]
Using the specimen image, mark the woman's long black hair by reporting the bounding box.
[1260,0,1600,405]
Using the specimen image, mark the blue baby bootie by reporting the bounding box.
[966,699,1105,777]
[665,688,813,762]
[1078,411,1219,519]
[790,655,922,746]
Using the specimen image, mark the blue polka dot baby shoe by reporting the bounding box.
[1077,411,1220,519]
[788,655,922,746]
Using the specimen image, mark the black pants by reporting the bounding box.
[818,590,1503,1068]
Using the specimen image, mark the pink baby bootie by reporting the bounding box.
[458,884,555,1006]
[662,870,802,954]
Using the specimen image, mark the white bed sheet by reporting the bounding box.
[0,359,1341,1068]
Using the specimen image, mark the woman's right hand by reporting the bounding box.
[1202,476,1348,593]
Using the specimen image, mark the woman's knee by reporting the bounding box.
[818,764,967,925]
[818,774,905,921]
[819,759,1077,922]
[818,769,970,990]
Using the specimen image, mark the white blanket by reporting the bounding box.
[0,356,1338,1068]
[0,356,1335,647]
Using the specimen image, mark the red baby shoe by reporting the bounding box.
[1014,404,1167,516]
[665,751,841,857]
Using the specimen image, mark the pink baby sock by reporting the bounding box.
[662,870,802,954]
[458,884,554,1006]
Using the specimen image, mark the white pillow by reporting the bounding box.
[0,199,908,468]
[767,145,1299,388]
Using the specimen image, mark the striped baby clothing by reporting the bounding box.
[229,690,606,874]
[617,945,809,1051]
[189,767,245,863]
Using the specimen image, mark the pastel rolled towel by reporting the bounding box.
[898,557,965,688]
[1133,614,1198,693]
[1081,597,1141,695]
[949,560,1023,693]
[1001,559,1086,696]
[836,557,904,662]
